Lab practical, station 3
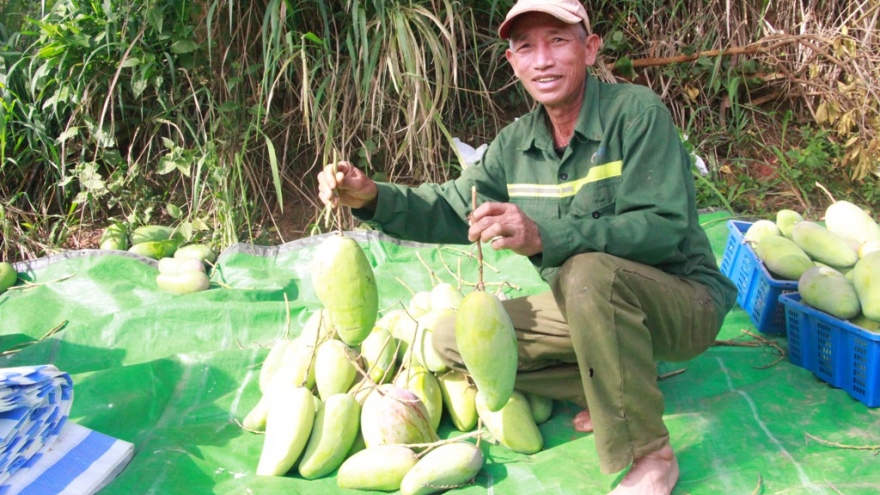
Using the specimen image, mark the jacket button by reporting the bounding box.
[592,211,600,219]
[559,173,568,180]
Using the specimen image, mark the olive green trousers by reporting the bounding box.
[432,252,721,474]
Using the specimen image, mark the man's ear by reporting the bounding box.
[505,48,519,78]
[584,33,601,66]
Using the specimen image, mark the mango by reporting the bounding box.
[859,239,880,259]
[337,445,418,491]
[270,337,317,390]
[753,235,814,280]
[798,266,861,320]
[400,442,483,495]
[851,313,880,333]
[360,384,439,449]
[360,326,398,384]
[310,235,378,346]
[407,291,434,318]
[256,385,315,476]
[129,239,182,260]
[259,339,293,394]
[173,243,217,265]
[429,283,464,311]
[394,366,444,432]
[525,392,553,424]
[852,252,880,322]
[0,262,17,294]
[99,224,129,250]
[476,391,543,455]
[776,209,804,239]
[157,256,205,275]
[375,309,404,333]
[824,200,880,246]
[299,308,335,347]
[314,339,357,400]
[744,219,780,244]
[792,221,859,268]
[242,393,271,431]
[130,224,184,245]
[437,369,478,432]
[155,270,210,294]
[455,290,518,412]
[298,393,361,480]
[410,308,452,373]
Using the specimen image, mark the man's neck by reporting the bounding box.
[545,83,586,148]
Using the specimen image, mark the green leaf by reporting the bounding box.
[170,40,199,54]
[120,57,140,68]
[166,203,182,219]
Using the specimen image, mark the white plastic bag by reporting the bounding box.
[453,138,488,169]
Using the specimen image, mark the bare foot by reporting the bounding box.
[572,409,593,432]
[608,441,679,495]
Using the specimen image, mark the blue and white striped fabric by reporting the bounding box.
[0,365,73,491]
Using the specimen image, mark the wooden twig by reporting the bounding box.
[713,329,787,369]
[470,186,485,291]
[805,433,880,451]
[1,320,68,356]
[751,474,763,495]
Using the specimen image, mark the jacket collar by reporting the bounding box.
[516,73,603,152]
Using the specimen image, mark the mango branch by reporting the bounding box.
[470,186,485,291]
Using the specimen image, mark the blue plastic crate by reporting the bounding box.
[719,220,798,334]
[779,293,880,408]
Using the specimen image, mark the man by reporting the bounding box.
[317,0,737,493]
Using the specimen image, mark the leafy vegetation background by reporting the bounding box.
[1,0,878,262]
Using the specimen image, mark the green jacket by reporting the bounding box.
[356,74,736,319]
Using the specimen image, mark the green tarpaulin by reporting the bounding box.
[1,211,878,494]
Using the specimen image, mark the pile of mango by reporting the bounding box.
[101,224,217,295]
[744,200,880,330]
[244,233,542,494]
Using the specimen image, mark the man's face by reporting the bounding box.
[505,13,599,112]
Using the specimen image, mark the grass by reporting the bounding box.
[0,0,877,262]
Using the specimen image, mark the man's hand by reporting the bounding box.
[468,202,542,257]
[317,161,378,210]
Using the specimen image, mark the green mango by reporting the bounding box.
[754,235,813,280]
[476,391,543,455]
[310,235,378,346]
[394,366,443,432]
[400,442,483,495]
[775,209,803,239]
[360,326,398,384]
[791,221,859,269]
[0,262,17,294]
[744,219,780,244]
[130,224,184,245]
[524,392,553,424]
[99,223,129,250]
[337,445,418,491]
[129,239,181,260]
[298,393,361,480]
[314,339,357,400]
[255,385,315,476]
[437,369,478,432]
[852,252,880,322]
[360,384,438,449]
[824,200,880,246]
[173,243,217,264]
[455,290,518,412]
[798,266,860,320]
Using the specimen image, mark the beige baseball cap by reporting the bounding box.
[498,0,591,39]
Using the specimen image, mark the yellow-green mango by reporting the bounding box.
[310,235,378,346]
[455,290,518,412]
[270,337,317,390]
[798,266,860,319]
[259,339,293,394]
[99,224,129,250]
[524,392,553,424]
[792,221,859,268]
[429,283,464,311]
[852,252,880,322]
[400,442,483,495]
[394,366,443,432]
[0,262,17,294]
[298,308,335,347]
[173,243,217,265]
[337,445,418,491]
[298,393,361,480]
[242,393,271,432]
[754,235,814,280]
[437,369,478,432]
[360,326,398,384]
[360,384,439,449]
[314,339,357,400]
[476,391,543,455]
[410,308,452,373]
[824,200,880,246]
[407,291,433,318]
[129,239,181,260]
[851,313,880,333]
[860,239,880,259]
[256,385,315,476]
[157,256,205,275]
[155,270,210,294]
[776,209,804,239]
[131,224,184,245]
[744,219,780,244]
